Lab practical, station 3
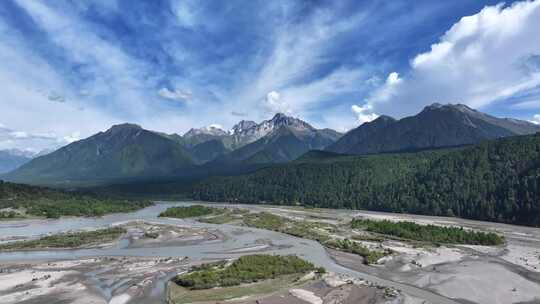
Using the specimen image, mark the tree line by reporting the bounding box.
[0,180,152,218]
[158,205,223,219]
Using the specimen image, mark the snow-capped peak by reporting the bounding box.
[228,113,315,146]
[184,124,228,138]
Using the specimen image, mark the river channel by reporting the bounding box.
[0,202,467,304]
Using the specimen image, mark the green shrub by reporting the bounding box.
[351,219,504,245]
[159,205,223,219]
[325,238,389,264]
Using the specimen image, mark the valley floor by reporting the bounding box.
[246,205,540,304]
[0,202,538,304]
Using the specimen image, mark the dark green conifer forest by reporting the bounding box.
[192,134,540,226]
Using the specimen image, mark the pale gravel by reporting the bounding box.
[289,289,323,304]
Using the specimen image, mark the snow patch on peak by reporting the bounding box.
[185,124,229,137]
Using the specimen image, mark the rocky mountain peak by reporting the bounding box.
[370,115,396,124]
[108,123,143,132]
[231,120,257,135]
[422,103,477,114]
[267,113,314,131]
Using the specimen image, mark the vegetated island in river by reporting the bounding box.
[158,205,224,219]
[168,254,324,304]
[0,180,152,219]
[160,205,505,265]
[160,205,388,264]
[351,218,504,246]
[0,227,126,251]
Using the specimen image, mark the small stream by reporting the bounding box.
[0,202,461,304]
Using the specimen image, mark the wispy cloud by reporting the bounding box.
[0,125,71,152]
[1,0,534,150]
[230,111,248,117]
[158,87,192,101]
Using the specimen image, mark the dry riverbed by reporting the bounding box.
[1,203,540,304]
[168,269,402,304]
[163,249,395,304]
[0,220,223,303]
[0,256,190,304]
[235,205,540,304]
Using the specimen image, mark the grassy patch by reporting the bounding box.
[198,208,248,224]
[351,219,504,246]
[240,212,387,264]
[0,227,125,251]
[189,209,388,265]
[159,205,224,219]
[168,274,303,304]
[173,254,317,290]
[243,212,332,243]
[326,238,390,264]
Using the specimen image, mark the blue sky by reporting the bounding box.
[1,0,540,152]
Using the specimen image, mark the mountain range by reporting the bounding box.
[3,113,342,184]
[209,113,342,164]
[179,113,342,164]
[3,104,539,185]
[0,150,33,174]
[327,103,540,154]
[5,124,195,184]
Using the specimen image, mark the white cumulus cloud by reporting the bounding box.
[351,104,379,124]
[62,132,82,143]
[264,91,292,114]
[369,1,540,117]
[363,72,403,108]
[530,114,540,124]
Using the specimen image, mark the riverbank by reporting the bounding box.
[183,203,540,304]
[0,202,539,304]
[0,256,190,304]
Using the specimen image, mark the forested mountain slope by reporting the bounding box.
[5,124,194,184]
[0,181,151,218]
[193,133,540,226]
